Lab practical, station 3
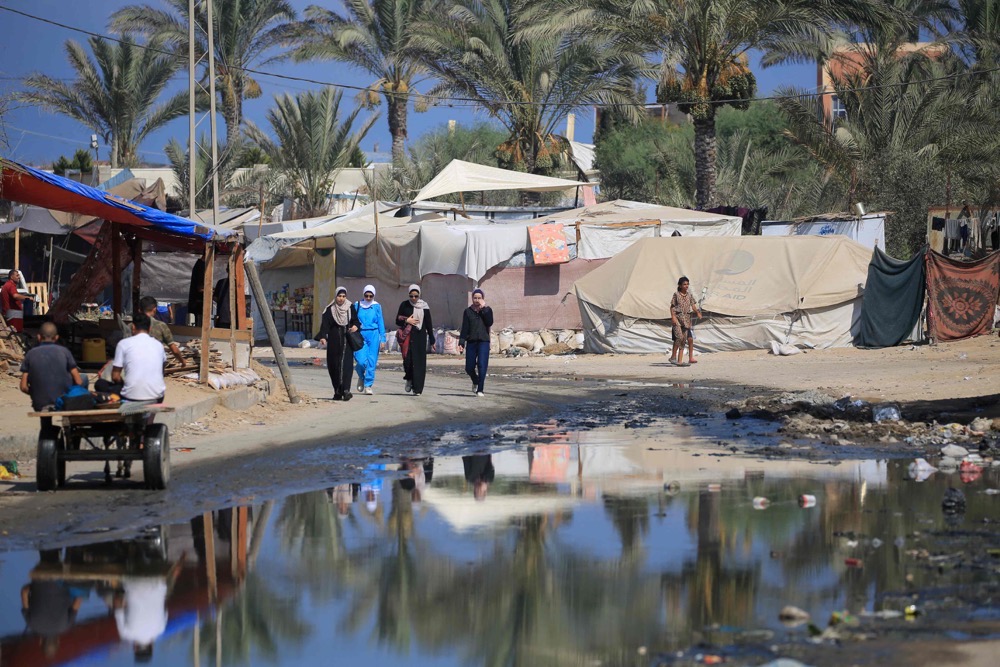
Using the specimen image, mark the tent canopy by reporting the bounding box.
[540,199,741,228]
[411,159,594,203]
[1,158,233,240]
[574,236,871,319]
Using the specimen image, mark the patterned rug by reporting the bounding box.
[925,250,1000,341]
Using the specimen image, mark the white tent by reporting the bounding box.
[411,159,595,203]
[762,212,886,251]
[574,235,872,353]
[538,200,742,259]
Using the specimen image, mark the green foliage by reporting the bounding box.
[235,145,272,169]
[52,149,94,176]
[715,102,792,155]
[19,36,190,169]
[593,120,694,206]
[865,153,946,258]
[245,87,377,218]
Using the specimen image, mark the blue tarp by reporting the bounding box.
[1,158,234,240]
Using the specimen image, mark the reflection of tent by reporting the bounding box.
[574,236,871,353]
[422,486,579,532]
[411,159,594,203]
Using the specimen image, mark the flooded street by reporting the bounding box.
[3,415,999,667]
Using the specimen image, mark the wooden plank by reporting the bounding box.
[26,282,49,314]
[28,406,175,418]
[233,245,247,330]
[228,251,237,370]
[98,319,252,342]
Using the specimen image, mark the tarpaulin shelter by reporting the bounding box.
[762,212,886,251]
[855,248,926,348]
[538,200,742,259]
[411,159,595,203]
[573,236,871,353]
[1,158,242,381]
[925,249,1000,342]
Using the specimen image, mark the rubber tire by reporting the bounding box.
[37,430,60,492]
[142,424,170,490]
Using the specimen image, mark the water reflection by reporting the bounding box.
[3,424,999,666]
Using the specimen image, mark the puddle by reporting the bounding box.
[3,419,1000,666]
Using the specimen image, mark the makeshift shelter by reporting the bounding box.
[411,159,595,203]
[1,158,243,380]
[538,200,742,259]
[854,248,926,348]
[573,236,872,353]
[762,212,886,251]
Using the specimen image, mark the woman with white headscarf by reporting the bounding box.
[354,284,386,395]
[396,284,435,396]
[316,286,361,401]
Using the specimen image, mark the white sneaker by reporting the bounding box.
[364,387,373,395]
[476,391,485,397]
[413,392,421,397]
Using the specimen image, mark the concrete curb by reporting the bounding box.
[0,380,274,460]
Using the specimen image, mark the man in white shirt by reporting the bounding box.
[112,312,166,402]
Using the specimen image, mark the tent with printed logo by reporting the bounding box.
[573,235,872,353]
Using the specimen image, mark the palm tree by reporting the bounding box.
[19,37,188,169]
[245,87,377,217]
[579,0,892,209]
[286,1,435,170]
[109,0,296,148]
[164,135,244,210]
[414,0,645,202]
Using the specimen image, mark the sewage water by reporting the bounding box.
[2,419,999,667]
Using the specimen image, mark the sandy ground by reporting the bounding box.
[0,334,997,549]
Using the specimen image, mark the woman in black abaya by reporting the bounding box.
[317,286,361,401]
[396,284,435,396]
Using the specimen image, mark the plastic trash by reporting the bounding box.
[799,494,817,508]
[871,538,883,548]
[752,497,770,510]
[770,341,802,356]
[941,444,970,458]
[707,483,722,493]
[844,558,863,568]
[908,458,938,482]
[873,403,901,423]
[778,606,811,624]
[941,487,966,514]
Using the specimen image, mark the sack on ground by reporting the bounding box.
[489,331,500,354]
[531,334,544,354]
[770,341,801,356]
[538,329,557,346]
[512,331,536,350]
[384,332,399,353]
[498,328,514,351]
[557,329,575,345]
[442,330,461,355]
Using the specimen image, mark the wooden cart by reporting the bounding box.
[30,406,173,491]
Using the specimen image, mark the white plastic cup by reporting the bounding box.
[799,494,817,508]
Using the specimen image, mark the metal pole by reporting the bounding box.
[205,0,221,226]
[188,0,198,221]
[244,260,300,403]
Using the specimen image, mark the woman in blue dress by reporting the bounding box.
[354,284,385,395]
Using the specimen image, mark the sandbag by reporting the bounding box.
[538,329,557,346]
[770,341,802,356]
[531,334,544,354]
[384,332,399,354]
[557,329,575,344]
[490,331,500,354]
[498,328,514,351]
[542,342,574,356]
[512,331,536,350]
[573,332,585,349]
[442,329,461,355]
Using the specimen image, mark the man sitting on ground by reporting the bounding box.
[112,312,166,403]
[139,296,185,367]
[20,322,84,427]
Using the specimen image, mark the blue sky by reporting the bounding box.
[0,0,817,167]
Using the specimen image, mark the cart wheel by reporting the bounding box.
[37,428,61,492]
[142,424,170,490]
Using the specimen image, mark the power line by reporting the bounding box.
[4,124,169,158]
[1,2,998,111]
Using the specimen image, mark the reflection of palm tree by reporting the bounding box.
[198,572,310,666]
[277,491,355,602]
[603,494,650,559]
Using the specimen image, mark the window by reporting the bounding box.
[831,95,847,122]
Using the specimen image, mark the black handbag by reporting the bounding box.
[347,329,365,351]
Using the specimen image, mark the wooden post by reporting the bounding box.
[46,237,54,302]
[233,245,247,330]
[247,500,273,568]
[111,223,122,316]
[244,260,300,403]
[13,229,20,273]
[199,242,215,384]
[235,506,248,580]
[131,236,142,313]
[228,250,237,370]
[203,511,217,602]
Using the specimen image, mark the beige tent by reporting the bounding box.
[411,159,594,203]
[573,236,872,353]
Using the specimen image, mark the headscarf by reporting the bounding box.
[407,284,428,329]
[327,286,351,326]
[359,284,377,309]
